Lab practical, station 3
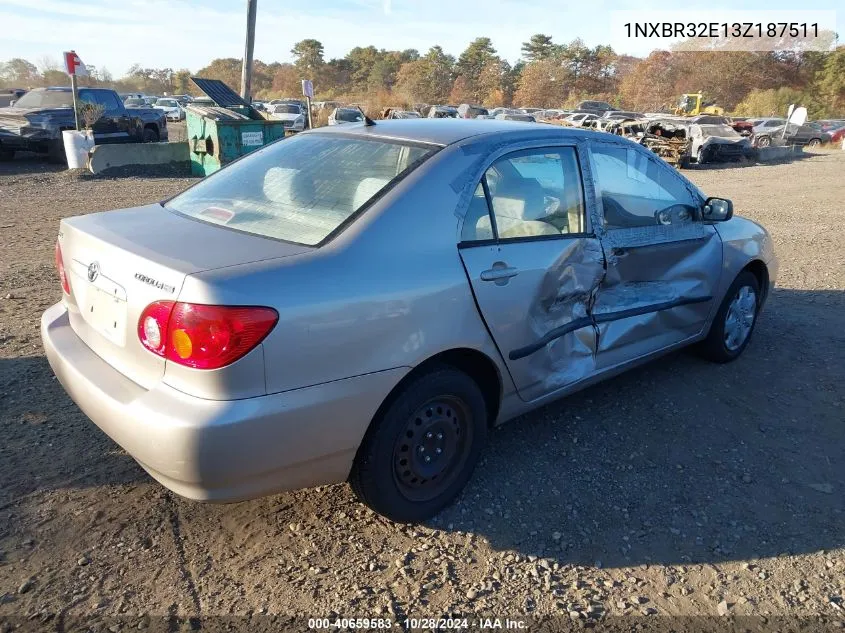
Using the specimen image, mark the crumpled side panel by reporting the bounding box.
[505,238,605,402]
[592,229,722,369]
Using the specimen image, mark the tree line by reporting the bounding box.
[2,35,843,117]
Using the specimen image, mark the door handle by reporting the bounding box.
[480,266,519,283]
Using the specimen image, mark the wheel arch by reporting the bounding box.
[742,259,770,304]
[373,348,503,431]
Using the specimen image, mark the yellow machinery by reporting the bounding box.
[675,92,725,116]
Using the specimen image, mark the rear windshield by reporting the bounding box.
[14,90,73,108]
[156,99,178,107]
[166,134,437,246]
[273,104,300,114]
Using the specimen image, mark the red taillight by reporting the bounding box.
[55,240,70,295]
[138,301,278,370]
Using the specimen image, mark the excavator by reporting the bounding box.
[674,92,725,116]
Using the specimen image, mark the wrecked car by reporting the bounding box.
[639,119,692,168]
[689,123,756,165]
[605,118,648,139]
[42,120,777,523]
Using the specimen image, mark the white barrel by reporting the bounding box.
[62,130,95,169]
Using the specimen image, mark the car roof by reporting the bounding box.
[303,119,596,147]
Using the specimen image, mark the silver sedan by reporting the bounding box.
[41,120,778,522]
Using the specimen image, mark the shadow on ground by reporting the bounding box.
[1,288,843,569]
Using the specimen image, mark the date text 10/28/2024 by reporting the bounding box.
[308,618,529,630]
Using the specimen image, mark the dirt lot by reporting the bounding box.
[0,151,844,630]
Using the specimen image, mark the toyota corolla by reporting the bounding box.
[41,120,777,522]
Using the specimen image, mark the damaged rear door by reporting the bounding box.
[587,140,722,369]
[458,145,605,402]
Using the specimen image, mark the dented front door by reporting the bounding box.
[458,146,605,402]
[588,140,722,369]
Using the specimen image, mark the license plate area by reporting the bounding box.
[82,284,128,347]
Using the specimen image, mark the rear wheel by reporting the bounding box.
[142,127,159,143]
[756,135,771,149]
[698,271,761,363]
[349,367,488,523]
[806,138,821,149]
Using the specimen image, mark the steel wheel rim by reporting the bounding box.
[724,285,757,351]
[392,396,472,502]
[807,139,820,148]
[757,137,770,148]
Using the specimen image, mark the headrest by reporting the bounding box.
[491,177,545,221]
[353,177,391,210]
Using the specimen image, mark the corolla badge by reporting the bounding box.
[87,261,100,282]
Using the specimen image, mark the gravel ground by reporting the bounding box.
[0,151,844,629]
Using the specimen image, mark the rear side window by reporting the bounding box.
[166,134,437,246]
[462,147,586,242]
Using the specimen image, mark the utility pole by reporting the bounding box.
[240,0,258,102]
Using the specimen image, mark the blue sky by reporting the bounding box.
[0,0,840,76]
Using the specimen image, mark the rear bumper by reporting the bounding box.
[41,302,406,502]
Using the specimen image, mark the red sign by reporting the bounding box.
[63,51,88,77]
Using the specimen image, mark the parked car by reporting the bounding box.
[751,118,831,148]
[0,87,167,163]
[575,100,617,116]
[809,119,845,144]
[535,109,566,121]
[41,120,777,522]
[153,98,184,122]
[494,113,535,123]
[0,88,27,108]
[601,111,643,120]
[382,109,421,120]
[688,123,756,164]
[428,105,459,119]
[267,103,307,132]
[457,104,489,119]
[564,113,598,127]
[328,107,365,125]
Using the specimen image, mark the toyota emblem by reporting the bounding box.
[87,261,100,282]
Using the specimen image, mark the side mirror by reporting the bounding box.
[703,197,733,222]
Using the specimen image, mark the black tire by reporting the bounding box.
[696,147,708,165]
[806,138,821,149]
[349,367,488,523]
[756,135,771,149]
[47,137,67,165]
[142,127,159,143]
[698,271,761,363]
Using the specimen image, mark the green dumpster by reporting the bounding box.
[186,105,287,176]
[186,77,290,176]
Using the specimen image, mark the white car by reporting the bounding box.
[565,113,599,127]
[153,98,184,122]
[328,107,366,125]
[267,103,307,132]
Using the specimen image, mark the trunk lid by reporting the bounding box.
[59,203,311,389]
